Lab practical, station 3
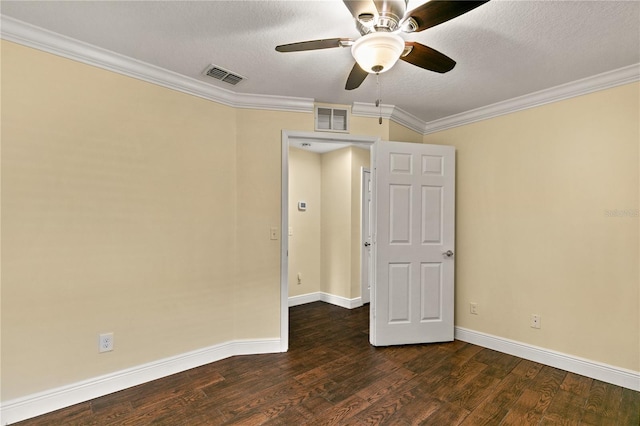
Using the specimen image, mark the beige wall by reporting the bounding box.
[290,145,370,301]
[350,115,390,139]
[288,147,322,297]
[350,147,372,298]
[0,41,318,401]
[320,148,353,298]
[389,120,423,143]
[319,146,371,300]
[233,109,313,339]
[2,41,238,399]
[0,40,408,401]
[424,82,640,371]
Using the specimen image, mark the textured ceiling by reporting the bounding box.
[2,0,639,124]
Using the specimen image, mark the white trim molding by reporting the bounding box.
[289,292,323,307]
[351,102,427,135]
[0,16,314,114]
[455,327,640,392]
[321,293,363,309]
[423,64,640,134]
[0,339,281,425]
[352,64,639,135]
[351,102,396,121]
[2,16,637,135]
[289,292,363,310]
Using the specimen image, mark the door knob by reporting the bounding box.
[443,250,454,258]
[364,242,371,247]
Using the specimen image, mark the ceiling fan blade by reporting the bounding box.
[275,38,351,52]
[345,62,369,90]
[400,42,456,73]
[405,0,490,32]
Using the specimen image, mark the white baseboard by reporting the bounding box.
[5,323,635,425]
[288,292,362,309]
[321,292,363,309]
[288,292,323,307]
[0,338,281,425]
[455,327,640,391]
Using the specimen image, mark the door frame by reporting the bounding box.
[360,167,371,305]
[280,130,379,351]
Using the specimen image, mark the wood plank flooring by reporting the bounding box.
[13,302,640,425]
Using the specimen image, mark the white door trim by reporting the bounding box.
[361,168,371,305]
[281,130,379,351]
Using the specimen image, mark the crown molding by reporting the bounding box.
[351,102,427,135]
[423,64,640,134]
[389,106,429,134]
[0,16,314,114]
[351,102,396,120]
[353,64,639,136]
[3,16,637,134]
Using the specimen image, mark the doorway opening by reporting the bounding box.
[280,130,379,351]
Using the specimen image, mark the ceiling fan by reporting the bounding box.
[276,0,490,90]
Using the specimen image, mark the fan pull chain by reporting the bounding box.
[376,73,382,125]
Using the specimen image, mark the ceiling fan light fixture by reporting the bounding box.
[351,32,405,74]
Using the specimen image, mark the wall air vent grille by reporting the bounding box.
[203,65,245,85]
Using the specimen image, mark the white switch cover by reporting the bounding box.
[270,227,278,240]
[470,302,478,315]
[288,227,293,236]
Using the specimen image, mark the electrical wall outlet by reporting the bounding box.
[99,332,114,353]
[470,302,479,315]
[530,314,541,329]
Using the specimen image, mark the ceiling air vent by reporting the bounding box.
[203,64,245,86]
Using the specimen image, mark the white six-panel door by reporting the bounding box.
[371,141,455,346]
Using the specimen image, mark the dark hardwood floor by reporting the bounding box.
[14,302,640,425]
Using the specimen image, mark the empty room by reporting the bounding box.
[1,1,638,424]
